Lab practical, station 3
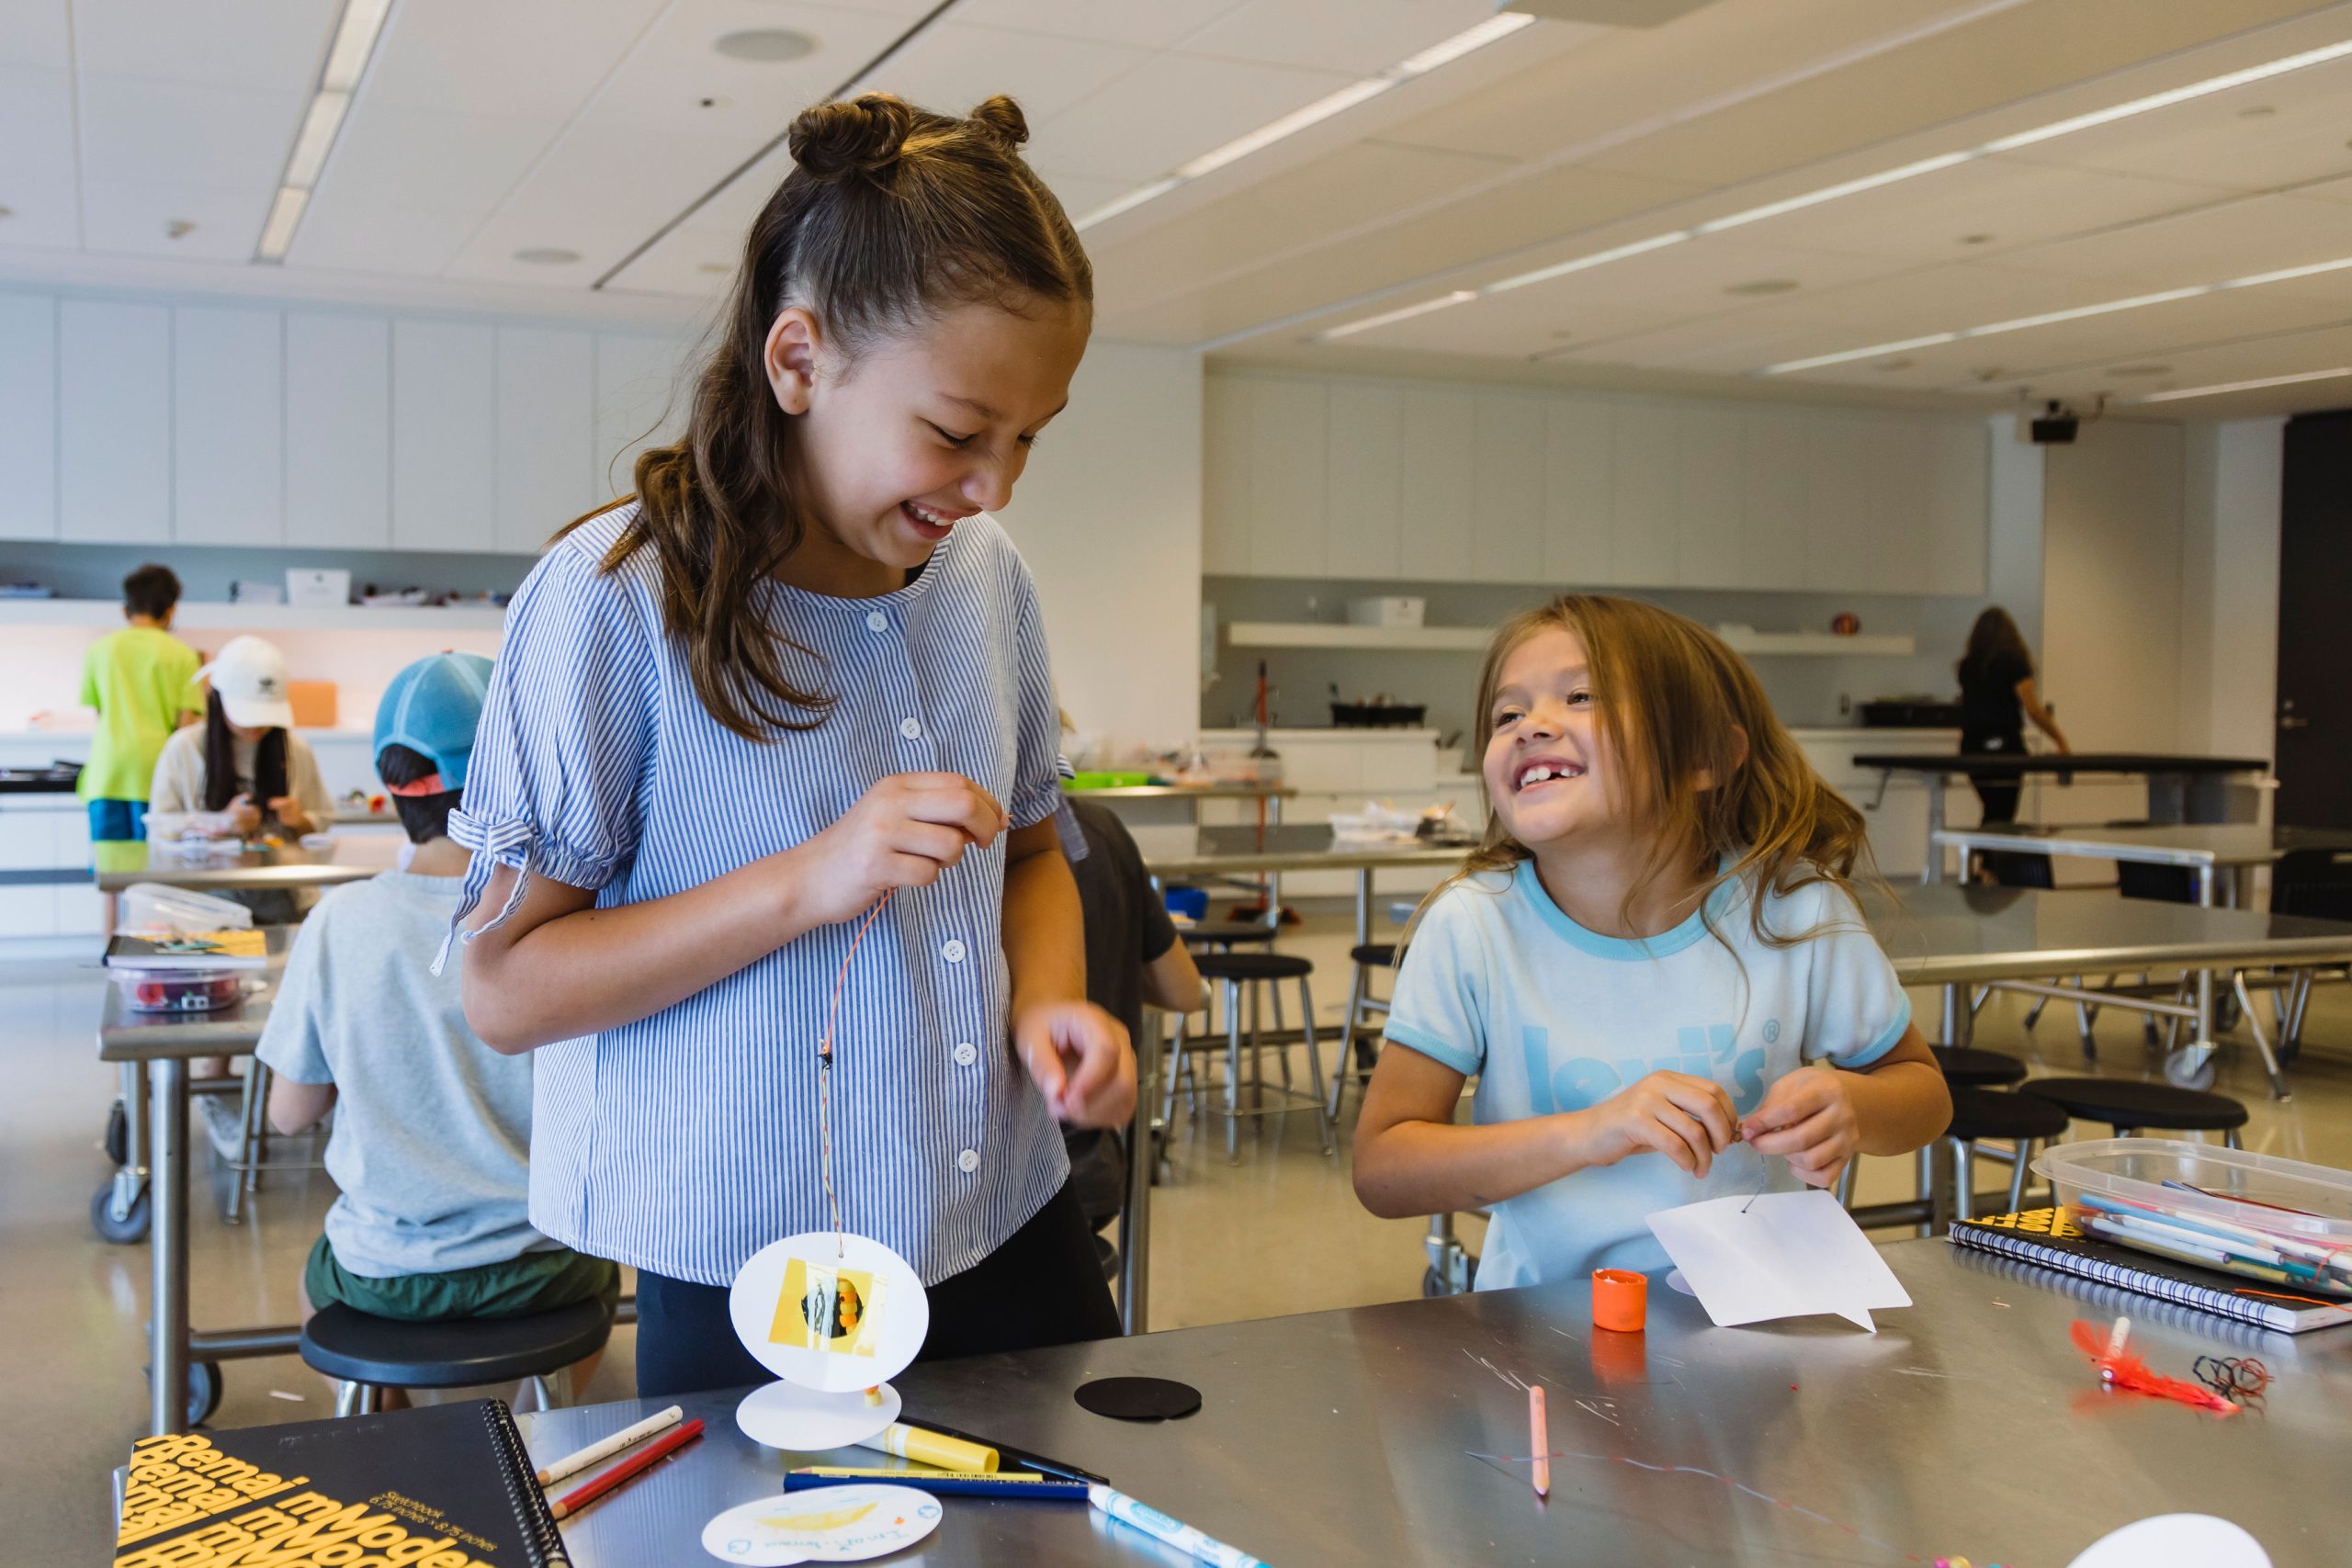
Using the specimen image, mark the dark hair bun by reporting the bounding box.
[967,95,1029,150]
[789,93,915,182]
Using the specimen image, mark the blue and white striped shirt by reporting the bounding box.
[447,503,1070,1286]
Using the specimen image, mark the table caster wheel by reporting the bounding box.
[2164,1047,2218,1091]
[144,1361,223,1428]
[91,1182,151,1245]
[105,1099,130,1167]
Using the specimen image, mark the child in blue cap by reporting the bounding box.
[260,653,616,1405]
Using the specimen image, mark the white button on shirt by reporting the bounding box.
[899,716,922,740]
[957,1149,980,1173]
[942,939,967,964]
[866,610,888,632]
[953,1042,978,1066]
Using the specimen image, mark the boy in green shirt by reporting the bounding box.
[79,564,202,842]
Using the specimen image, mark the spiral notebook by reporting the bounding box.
[116,1398,568,1567]
[1946,1207,2352,1336]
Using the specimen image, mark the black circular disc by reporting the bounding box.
[1075,1376,1202,1422]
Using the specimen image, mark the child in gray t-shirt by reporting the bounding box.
[260,652,616,1405]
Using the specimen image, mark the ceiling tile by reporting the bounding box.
[71,0,336,90]
[1780,157,2238,265]
[2006,52,2352,192]
[1992,193,2352,293]
[81,178,275,261]
[286,193,480,274]
[473,121,753,254]
[582,1,901,141]
[1023,51,1359,183]
[953,0,1248,51]
[862,21,1150,128]
[322,107,558,212]
[361,0,667,121]
[2,3,71,70]
[1176,0,1494,75]
[77,74,307,187]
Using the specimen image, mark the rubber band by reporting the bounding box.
[818,893,892,1258]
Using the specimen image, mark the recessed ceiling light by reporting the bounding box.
[1725,278,1799,296]
[2237,104,2278,118]
[1874,357,1915,372]
[698,262,731,275]
[1315,34,2352,341]
[165,219,196,239]
[1551,329,1576,340]
[0,206,13,219]
[1960,232,1995,245]
[514,246,581,265]
[714,28,817,62]
[2107,363,2172,377]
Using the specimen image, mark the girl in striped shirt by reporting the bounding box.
[447,94,1132,1397]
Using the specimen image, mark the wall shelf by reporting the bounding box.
[1228,620,1914,658]
[0,598,509,632]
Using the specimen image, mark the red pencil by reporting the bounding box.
[549,1417,705,1520]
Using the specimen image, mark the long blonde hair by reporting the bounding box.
[1451,595,1874,946]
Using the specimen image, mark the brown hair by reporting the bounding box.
[122,563,180,620]
[1450,595,1874,947]
[575,92,1091,739]
[1959,604,2033,682]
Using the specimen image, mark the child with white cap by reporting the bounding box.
[147,633,333,841]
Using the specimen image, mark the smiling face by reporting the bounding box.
[1482,624,1632,851]
[766,295,1090,593]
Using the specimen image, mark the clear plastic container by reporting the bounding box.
[2034,1138,2352,1298]
[119,882,254,934]
[109,967,247,1013]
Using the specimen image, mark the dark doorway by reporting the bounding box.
[2277,409,2352,828]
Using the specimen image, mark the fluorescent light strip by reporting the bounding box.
[2125,367,2352,403]
[1759,254,2352,374]
[1321,289,1478,340]
[255,0,392,261]
[1074,13,1534,231]
[1316,32,2352,340]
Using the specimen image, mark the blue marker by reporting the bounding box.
[1088,1484,1273,1568]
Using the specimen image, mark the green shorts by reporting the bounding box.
[304,1235,619,1323]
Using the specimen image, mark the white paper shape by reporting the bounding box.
[701,1485,943,1565]
[2066,1515,2270,1568]
[1645,1190,1910,1332]
[729,1231,930,1392]
[735,1378,901,1452]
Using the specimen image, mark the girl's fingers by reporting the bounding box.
[1658,1077,1737,1151]
[1749,1104,1846,1159]
[892,821,970,868]
[1645,1107,1711,1177]
[897,774,1008,839]
[880,851,945,889]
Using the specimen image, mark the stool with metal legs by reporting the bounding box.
[1327,942,1399,1122]
[1941,1087,2071,1227]
[1169,951,1333,1163]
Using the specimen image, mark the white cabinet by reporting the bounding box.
[1202,373,1252,575]
[1544,397,1611,586]
[286,312,391,549]
[1865,418,1931,594]
[1674,404,1745,590]
[1803,412,1871,593]
[391,320,496,553]
[1471,393,1544,583]
[173,306,284,547]
[1925,419,1988,594]
[60,300,171,543]
[1740,407,1807,591]
[594,332,689,504]
[1395,387,1473,581]
[1325,382,1401,579]
[495,326,593,556]
[1609,401,1677,587]
[0,295,57,541]
[1245,378,1328,578]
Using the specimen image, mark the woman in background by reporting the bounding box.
[1957,606,2069,884]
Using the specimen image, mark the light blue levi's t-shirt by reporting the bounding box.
[1383,858,1911,1290]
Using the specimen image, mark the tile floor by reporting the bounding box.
[11,903,2351,1559]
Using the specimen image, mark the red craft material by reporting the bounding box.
[2070,1320,2237,1416]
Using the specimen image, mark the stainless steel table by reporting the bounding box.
[97,931,299,1437]
[514,1239,2350,1568]
[1928,823,2352,909]
[1141,823,1467,945]
[93,837,392,893]
[1067,782,1295,804]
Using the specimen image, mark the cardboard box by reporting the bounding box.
[285,569,351,608]
[286,682,337,729]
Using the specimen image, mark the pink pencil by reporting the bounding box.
[1528,1384,1550,1498]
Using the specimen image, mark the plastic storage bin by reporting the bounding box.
[110,968,246,1013]
[2034,1138,2352,1298]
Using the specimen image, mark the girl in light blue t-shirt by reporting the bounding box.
[1352,596,1951,1285]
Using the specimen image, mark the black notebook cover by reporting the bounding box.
[116,1398,568,1567]
[1946,1207,2350,1336]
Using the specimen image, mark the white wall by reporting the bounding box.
[2040,420,2187,753]
[994,341,1203,750]
[2179,418,2283,764]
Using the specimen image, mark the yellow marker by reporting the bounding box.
[795,1466,1047,1481]
[854,1421,999,1474]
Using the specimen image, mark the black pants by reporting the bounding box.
[1963,737,2050,887]
[634,1181,1121,1398]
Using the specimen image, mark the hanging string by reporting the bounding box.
[818,893,893,1258]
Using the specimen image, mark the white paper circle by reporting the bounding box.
[701,1485,943,1565]
[729,1231,929,1392]
[1665,1269,1695,1297]
[735,1378,900,1452]
[2066,1516,2270,1568]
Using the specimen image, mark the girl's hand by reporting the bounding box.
[1012,1000,1135,1128]
[1740,1065,1860,1188]
[786,773,1008,929]
[221,795,262,837]
[1571,1071,1736,1178]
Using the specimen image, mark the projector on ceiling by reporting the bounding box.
[2029,401,2080,445]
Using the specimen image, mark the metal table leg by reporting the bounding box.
[1921,777,1947,886]
[148,1057,188,1438]
[1119,1012,1161,1335]
[107,1059,152,1226]
[1353,869,1373,949]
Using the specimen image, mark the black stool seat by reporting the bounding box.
[1182,920,1278,946]
[1349,942,1398,967]
[2017,1077,2249,1134]
[300,1299,612,1389]
[1930,1045,2027,1087]
[1194,951,1315,983]
[1945,1086,2069,1143]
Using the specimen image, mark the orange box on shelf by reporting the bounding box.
[287,681,337,729]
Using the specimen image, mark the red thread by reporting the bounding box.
[818,893,892,1257]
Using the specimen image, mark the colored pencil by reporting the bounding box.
[548,1418,704,1520]
[1529,1385,1549,1499]
[535,1404,684,1487]
[786,1471,1087,1501]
